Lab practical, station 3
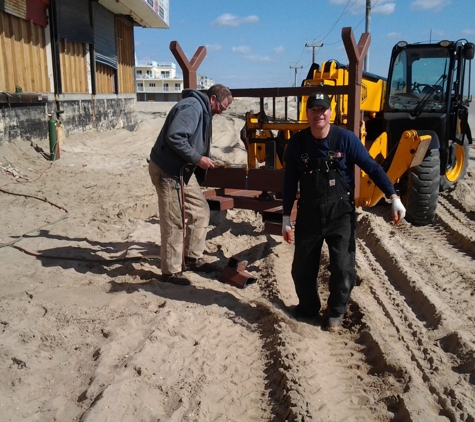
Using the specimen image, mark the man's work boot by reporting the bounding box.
[292,304,320,321]
[185,257,219,274]
[160,272,191,286]
[326,314,343,332]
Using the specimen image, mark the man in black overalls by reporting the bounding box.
[282,92,406,331]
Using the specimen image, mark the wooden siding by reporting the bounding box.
[116,17,134,94]
[96,62,115,94]
[0,11,49,92]
[59,39,88,93]
[4,0,26,19]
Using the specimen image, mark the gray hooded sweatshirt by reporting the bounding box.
[150,89,212,184]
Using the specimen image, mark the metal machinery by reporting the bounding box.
[201,27,474,232]
[380,38,473,224]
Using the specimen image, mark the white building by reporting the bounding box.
[135,60,215,102]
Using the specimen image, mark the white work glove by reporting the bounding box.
[391,197,406,224]
[282,215,292,243]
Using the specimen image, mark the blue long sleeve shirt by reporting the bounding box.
[282,126,396,215]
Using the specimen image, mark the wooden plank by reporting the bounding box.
[80,43,87,93]
[28,22,37,91]
[0,93,48,104]
[40,26,48,91]
[204,167,285,192]
[96,62,115,94]
[206,196,235,211]
[32,23,46,91]
[14,17,22,88]
[60,40,67,91]
[60,40,88,93]
[24,18,33,91]
[116,17,134,93]
[74,42,80,92]
[0,11,49,93]
[71,42,77,92]
[0,13,11,89]
[10,13,19,88]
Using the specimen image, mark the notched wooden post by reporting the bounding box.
[341,27,370,136]
[341,27,370,203]
[170,41,207,89]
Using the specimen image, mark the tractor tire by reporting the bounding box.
[404,148,440,226]
[439,139,470,192]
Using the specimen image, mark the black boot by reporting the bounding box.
[185,257,219,273]
[160,272,191,286]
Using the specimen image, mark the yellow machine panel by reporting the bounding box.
[299,60,386,123]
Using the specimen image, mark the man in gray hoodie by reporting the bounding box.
[149,84,233,285]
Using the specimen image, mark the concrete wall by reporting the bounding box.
[58,95,138,136]
[0,103,51,145]
[0,94,138,146]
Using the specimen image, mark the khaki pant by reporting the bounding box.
[148,160,210,275]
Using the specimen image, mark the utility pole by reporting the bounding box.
[305,42,324,63]
[290,64,303,87]
[364,0,371,71]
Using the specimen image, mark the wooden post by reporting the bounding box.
[341,27,370,136]
[341,27,371,203]
[169,41,207,89]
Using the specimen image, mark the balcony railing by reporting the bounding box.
[136,86,182,92]
[135,74,182,80]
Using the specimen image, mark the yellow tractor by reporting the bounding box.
[239,37,474,226]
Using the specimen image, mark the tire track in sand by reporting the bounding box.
[259,239,393,421]
[354,213,475,420]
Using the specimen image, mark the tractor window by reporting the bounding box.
[390,51,407,95]
[388,48,449,112]
[412,56,448,95]
[462,60,472,105]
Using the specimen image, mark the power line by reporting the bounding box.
[292,0,354,67]
[313,0,358,43]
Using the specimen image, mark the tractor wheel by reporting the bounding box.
[439,139,470,191]
[404,148,440,226]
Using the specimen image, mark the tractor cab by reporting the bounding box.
[384,40,474,190]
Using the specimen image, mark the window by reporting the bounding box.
[161,71,170,78]
[137,70,142,75]
[149,83,156,88]
[175,83,181,91]
[388,47,448,112]
[164,83,169,91]
[462,60,472,105]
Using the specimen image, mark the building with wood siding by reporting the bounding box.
[0,0,169,145]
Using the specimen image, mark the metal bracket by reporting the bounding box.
[219,257,257,289]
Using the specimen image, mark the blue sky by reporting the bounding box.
[134,0,475,89]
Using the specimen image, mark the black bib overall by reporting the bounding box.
[291,127,356,317]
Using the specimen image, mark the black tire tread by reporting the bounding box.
[405,149,440,226]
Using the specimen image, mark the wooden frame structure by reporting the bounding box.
[170,27,370,234]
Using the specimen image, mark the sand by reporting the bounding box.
[1,97,475,421]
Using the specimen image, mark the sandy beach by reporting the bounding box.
[1,97,475,421]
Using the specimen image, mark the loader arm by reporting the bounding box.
[356,130,432,207]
